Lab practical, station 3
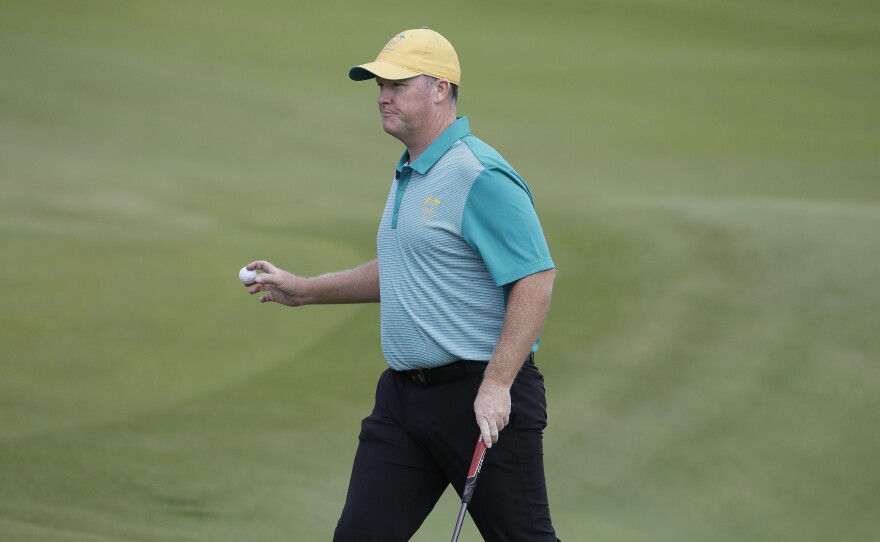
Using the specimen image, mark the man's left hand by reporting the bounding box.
[474,379,511,448]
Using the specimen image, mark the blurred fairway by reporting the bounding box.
[2,0,879,540]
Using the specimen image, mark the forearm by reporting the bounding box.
[300,259,380,305]
[483,269,556,388]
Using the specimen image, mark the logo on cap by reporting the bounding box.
[383,34,407,53]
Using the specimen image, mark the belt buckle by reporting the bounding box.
[411,369,427,385]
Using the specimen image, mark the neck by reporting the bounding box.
[405,110,456,164]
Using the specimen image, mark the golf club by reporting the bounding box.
[451,437,488,542]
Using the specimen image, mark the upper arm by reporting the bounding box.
[461,168,555,287]
[507,268,556,305]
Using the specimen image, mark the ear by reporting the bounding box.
[433,79,451,105]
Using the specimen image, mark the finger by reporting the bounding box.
[248,280,273,293]
[254,271,279,286]
[249,260,279,274]
[260,292,272,303]
[476,416,493,449]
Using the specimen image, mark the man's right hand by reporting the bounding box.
[243,259,380,307]
[245,260,307,307]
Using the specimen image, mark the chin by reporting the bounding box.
[382,120,399,137]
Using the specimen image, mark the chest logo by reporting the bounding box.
[421,195,441,223]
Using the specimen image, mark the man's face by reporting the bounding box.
[376,76,433,143]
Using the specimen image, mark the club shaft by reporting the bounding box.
[450,503,468,542]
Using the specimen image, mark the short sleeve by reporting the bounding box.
[461,167,555,286]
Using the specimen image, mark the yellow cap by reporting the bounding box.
[349,28,461,86]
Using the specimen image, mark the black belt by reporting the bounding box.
[401,353,534,386]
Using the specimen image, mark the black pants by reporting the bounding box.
[333,358,560,541]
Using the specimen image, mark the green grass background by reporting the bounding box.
[2,0,879,540]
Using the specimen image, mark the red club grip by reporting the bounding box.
[462,438,488,504]
[468,438,488,478]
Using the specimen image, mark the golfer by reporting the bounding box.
[246,27,560,541]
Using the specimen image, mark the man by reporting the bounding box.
[245,27,560,541]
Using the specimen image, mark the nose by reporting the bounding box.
[377,86,391,105]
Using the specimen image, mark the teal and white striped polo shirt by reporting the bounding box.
[377,117,554,371]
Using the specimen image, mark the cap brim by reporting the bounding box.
[348,61,422,82]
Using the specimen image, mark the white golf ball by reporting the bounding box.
[239,266,257,285]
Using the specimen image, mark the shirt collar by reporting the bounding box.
[396,116,471,175]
